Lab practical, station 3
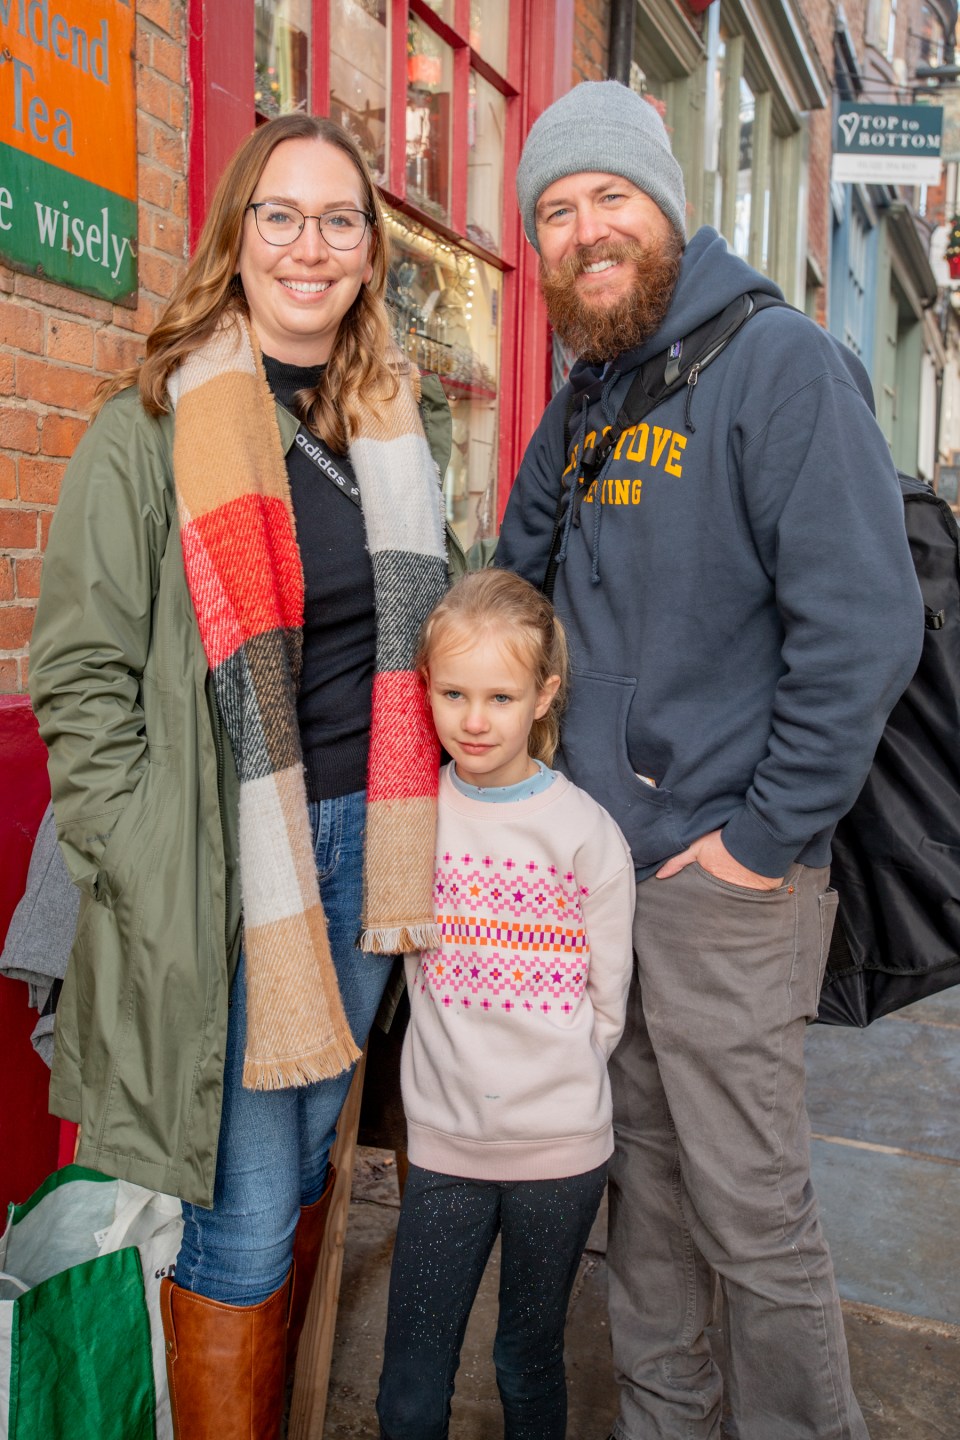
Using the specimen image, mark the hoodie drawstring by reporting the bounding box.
[558,365,651,587]
[586,368,622,585]
[556,395,589,567]
[684,365,699,432]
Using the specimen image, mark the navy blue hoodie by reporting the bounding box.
[496,228,924,880]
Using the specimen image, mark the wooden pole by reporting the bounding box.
[287,1052,368,1440]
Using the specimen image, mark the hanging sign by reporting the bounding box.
[916,89,960,163]
[832,102,943,185]
[0,0,137,302]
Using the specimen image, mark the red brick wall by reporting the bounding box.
[0,0,188,695]
[574,0,610,84]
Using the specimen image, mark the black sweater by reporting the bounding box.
[263,354,375,801]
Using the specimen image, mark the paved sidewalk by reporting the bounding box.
[324,989,960,1438]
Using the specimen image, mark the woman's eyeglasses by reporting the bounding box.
[246,202,374,250]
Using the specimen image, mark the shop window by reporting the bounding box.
[397,4,514,548]
[329,0,391,184]
[387,213,500,536]
[255,0,311,117]
[831,189,874,364]
[707,29,725,227]
[709,27,747,248]
[916,3,944,67]
[321,0,516,548]
[733,77,753,258]
[630,0,708,232]
[868,0,899,61]
[469,0,509,73]
[702,14,791,286]
[406,15,454,223]
[247,0,519,548]
[467,70,505,253]
[628,0,820,306]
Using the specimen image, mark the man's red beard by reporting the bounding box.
[539,229,684,364]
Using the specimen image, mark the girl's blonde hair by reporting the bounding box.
[417,570,569,766]
[97,114,398,452]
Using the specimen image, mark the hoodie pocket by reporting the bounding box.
[557,669,682,868]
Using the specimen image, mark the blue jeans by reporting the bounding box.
[176,791,393,1305]
[377,1163,608,1440]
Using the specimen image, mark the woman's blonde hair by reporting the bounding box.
[417,570,569,766]
[98,113,397,451]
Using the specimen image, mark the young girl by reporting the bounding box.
[376,570,636,1440]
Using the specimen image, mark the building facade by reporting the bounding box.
[820,0,954,483]
[2,0,590,693]
[1,0,957,696]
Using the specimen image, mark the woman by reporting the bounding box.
[29,114,459,1438]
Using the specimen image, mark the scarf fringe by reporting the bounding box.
[242,1032,362,1092]
[361,922,442,956]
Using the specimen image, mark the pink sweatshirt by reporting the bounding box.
[402,765,636,1181]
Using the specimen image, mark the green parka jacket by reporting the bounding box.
[29,376,463,1208]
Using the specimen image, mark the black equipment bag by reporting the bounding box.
[547,297,960,1025]
[817,476,960,1025]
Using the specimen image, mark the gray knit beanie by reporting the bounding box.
[516,81,686,251]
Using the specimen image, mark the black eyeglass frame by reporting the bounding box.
[246,202,375,250]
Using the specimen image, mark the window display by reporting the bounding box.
[469,0,510,74]
[254,0,310,117]
[421,0,453,20]
[248,1,521,547]
[406,15,453,222]
[385,210,500,546]
[329,0,390,184]
[734,77,754,260]
[467,70,505,253]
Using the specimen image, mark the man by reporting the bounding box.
[496,81,923,1440]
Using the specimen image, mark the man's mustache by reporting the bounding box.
[547,241,646,284]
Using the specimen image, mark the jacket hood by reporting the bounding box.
[568,227,785,396]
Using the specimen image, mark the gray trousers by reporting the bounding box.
[608,862,869,1440]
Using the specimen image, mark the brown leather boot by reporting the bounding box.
[160,1274,289,1439]
[286,1164,337,1376]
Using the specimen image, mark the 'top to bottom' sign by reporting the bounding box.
[0,1,137,303]
[833,102,944,186]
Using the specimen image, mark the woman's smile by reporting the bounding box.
[238,136,374,365]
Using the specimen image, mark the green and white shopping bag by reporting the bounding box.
[0,1166,182,1440]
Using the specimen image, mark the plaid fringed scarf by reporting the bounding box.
[170,314,446,1090]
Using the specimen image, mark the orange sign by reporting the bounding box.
[0,0,136,202]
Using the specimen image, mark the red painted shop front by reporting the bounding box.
[0,698,75,1212]
[188,0,569,548]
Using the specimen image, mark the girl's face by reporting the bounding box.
[238,137,375,366]
[426,628,561,789]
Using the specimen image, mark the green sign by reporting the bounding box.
[0,1,138,303]
[0,140,136,298]
[833,102,943,185]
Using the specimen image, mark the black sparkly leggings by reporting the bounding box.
[376,1161,608,1440]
